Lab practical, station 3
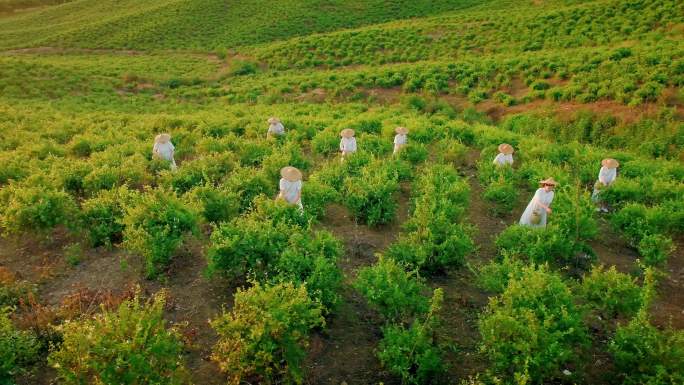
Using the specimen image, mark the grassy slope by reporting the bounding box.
[0,0,494,50]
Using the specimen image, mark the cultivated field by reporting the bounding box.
[0,0,682,384]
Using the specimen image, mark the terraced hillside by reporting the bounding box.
[0,1,683,384]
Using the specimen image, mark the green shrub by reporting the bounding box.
[578,265,642,319]
[612,203,668,246]
[261,143,311,182]
[0,185,78,235]
[165,153,236,193]
[1,307,39,383]
[358,134,392,156]
[354,257,429,323]
[434,138,468,166]
[495,225,576,266]
[553,184,598,243]
[224,168,274,212]
[344,160,399,226]
[81,186,137,248]
[206,217,291,279]
[274,230,343,312]
[301,179,339,220]
[249,196,311,229]
[311,129,339,156]
[186,185,240,224]
[230,60,259,76]
[476,255,526,294]
[387,164,473,273]
[49,291,188,385]
[638,234,675,267]
[609,311,684,385]
[398,143,429,165]
[479,265,587,383]
[122,189,199,278]
[211,282,324,385]
[483,179,517,216]
[378,289,445,385]
[388,222,473,274]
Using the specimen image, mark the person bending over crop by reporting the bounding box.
[267,117,285,138]
[520,177,558,228]
[393,126,408,155]
[278,166,303,210]
[592,158,619,213]
[339,128,357,160]
[493,143,514,167]
[152,133,177,170]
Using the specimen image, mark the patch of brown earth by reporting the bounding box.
[305,183,411,384]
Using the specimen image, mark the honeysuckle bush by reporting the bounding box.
[354,256,430,323]
[48,291,189,385]
[494,225,577,267]
[344,159,400,227]
[476,254,526,294]
[387,164,474,273]
[121,188,199,278]
[609,310,684,385]
[207,198,343,311]
[377,288,445,385]
[272,230,343,311]
[577,265,643,319]
[211,282,324,385]
[81,186,138,248]
[1,307,40,384]
[185,184,240,224]
[479,265,588,384]
[0,184,79,236]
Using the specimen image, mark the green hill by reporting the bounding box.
[1,1,684,385]
[0,0,494,50]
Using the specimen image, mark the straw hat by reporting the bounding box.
[539,177,559,187]
[280,166,302,182]
[395,126,409,135]
[498,143,514,155]
[267,117,280,124]
[340,128,355,138]
[155,133,171,144]
[601,158,619,169]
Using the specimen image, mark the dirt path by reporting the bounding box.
[305,183,410,385]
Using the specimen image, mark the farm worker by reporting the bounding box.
[493,143,514,166]
[152,133,177,170]
[340,128,357,159]
[592,158,619,213]
[278,166,303,210]
[267,117,285,137]
[519,177,558,228]
[393,126,408,154]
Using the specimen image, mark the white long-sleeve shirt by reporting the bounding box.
[394,134,407,145]
[279,178,302,204]
[153,141,175,161]
[493,153,513,166]
[597,166,616,185]
[340,137,357,153]
[268,122,285,136]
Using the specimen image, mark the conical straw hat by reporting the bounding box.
[155,133,171,143]
[601,158,619,169]
[539,177,559,186]
[340,128,355,138]
[280,166,302,182]
[267,117,280,124]
[498,143,514,155]
[395,126,408,135]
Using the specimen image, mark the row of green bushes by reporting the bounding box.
[475,260,684,384]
